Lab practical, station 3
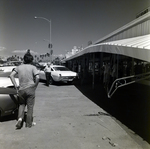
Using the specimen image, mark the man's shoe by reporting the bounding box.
[26,122,36,128]
[32,122,36,126]
[16,120,23,129]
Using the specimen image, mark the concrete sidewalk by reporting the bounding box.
[0,83,150,149]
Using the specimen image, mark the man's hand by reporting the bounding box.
[15,86,19,94]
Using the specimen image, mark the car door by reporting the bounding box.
[0,87,18,117]
[39,69,46,80]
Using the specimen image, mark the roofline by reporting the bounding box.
[65,11,150,61]
[94,12,150,44]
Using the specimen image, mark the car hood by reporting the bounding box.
[0,66,16,72]
[0,77,19,88]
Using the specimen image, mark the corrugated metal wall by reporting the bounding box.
[103,19,150,43]
[92,11,150,45]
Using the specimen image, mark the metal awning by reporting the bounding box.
[65,34,150,62]
[101,34,150,49]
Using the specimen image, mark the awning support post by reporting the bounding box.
[92,53,95,89]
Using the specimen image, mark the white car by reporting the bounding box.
[0,77,19,88]
[0,61,22,77]
[0,66,16,77]
[0,77,19,117]
[39,65,78,84]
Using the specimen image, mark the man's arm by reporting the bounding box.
[9,70,18,91]
[34,74,39,87]
[44,66,47,72]
[32,66,40,87]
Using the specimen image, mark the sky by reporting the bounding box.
[0,0,150,58]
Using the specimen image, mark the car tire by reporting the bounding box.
[49,76,54,85]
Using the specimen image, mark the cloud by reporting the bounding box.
[0,47,6,51]
[12,49,39,55]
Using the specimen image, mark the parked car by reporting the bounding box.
[0,77,19,118]
[39,65,78,84]
[31,62,46,70]
[0,66,16,77]
[39,62,47,67]
[0,61,22,77]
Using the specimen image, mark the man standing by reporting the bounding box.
[44,62,51,86]
[9,52,39,129]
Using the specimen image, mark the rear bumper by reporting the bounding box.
[53,76,76,82]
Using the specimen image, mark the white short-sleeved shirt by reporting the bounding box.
[14,64,39,90]
[44,65,51,73]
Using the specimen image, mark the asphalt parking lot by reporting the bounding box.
[0,82,150,149]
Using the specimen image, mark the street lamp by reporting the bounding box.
[34,16,53,62]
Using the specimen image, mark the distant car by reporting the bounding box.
[0,77,19,118]
[39,65,78,85]
[39,62,47,67]
[10,61,22,66]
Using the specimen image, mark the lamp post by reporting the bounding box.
[34,16,53,62]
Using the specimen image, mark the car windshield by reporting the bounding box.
[53,67,69,71]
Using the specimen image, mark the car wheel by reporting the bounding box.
[49,76,54,85]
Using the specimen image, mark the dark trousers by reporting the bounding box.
[45,72,51,86]
[18,86,36,127]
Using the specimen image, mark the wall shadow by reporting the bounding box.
[74,80,150,143]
